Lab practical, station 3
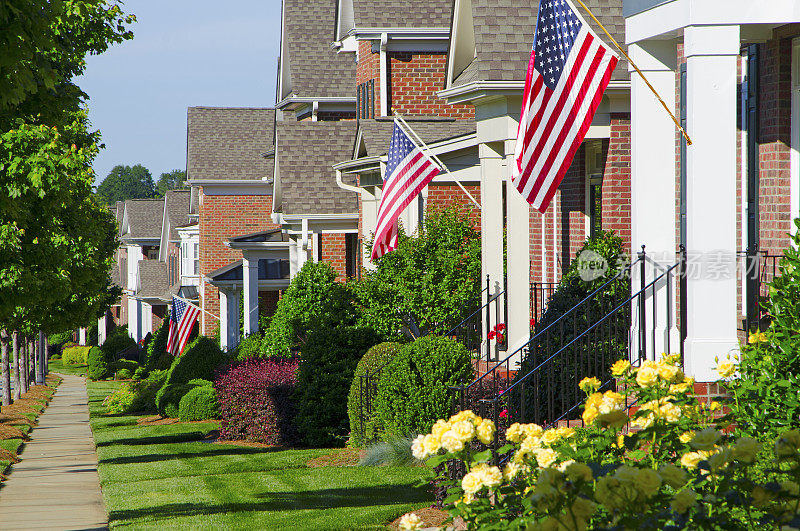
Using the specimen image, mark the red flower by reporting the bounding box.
[499,409,509,419]
[487,331,496,340]
[496,324,506,331]
[530,318,537,327]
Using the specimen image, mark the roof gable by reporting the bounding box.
[122,199,165,241]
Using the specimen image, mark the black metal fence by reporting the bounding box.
[530,282,558,326]
[738,249,782,333]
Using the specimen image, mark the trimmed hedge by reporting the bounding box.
[100,327,135,360]
[346,342,402,447]
[87,346,109,380]
[294,324,380,447]
[111,359,138,373]
[373,336,473,438]
[155,383,194,418]
[178,385,220,421]
[62,345,90,366]
[215,357,300,446]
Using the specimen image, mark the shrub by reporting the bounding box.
[47,331,73,346]
[61,345,90,366]
[294,324,381,447]
[87,346,110,380]
[155,383,194,418]
[215,357,300,446]
[142,318,172,373]
[116,369,132,380]
[235,333,262,360]
[257,261,357,359]
[346,342,402,447]
[178,385,220,421]
[132,367,147,380]
[111,359,138,373]
[100,327,135,361]
[373,336,472,439]
[103,370,168,414]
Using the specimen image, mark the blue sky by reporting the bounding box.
[76,1,282,185]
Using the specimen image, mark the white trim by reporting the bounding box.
[440,80,631,104]
[189,180,271,196]
[792,37,800,237]
[741,49,749,314]
[276,95,357,110]
[350,27,450,40]
[380,33,388,116]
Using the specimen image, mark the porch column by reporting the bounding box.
[480,142,506,359]
[629,41,680,359]
[242,257,259,336]
[505,139,531,364]
[78,328,87,346]
[219,289,241,350]
[683,25,741,381]
[97,314,107,346]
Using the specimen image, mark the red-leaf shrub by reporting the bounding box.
[214,357,300,446]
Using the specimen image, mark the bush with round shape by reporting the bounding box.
[111,359,138,373]
[62,345,90,366]
[155,383,194,418]
[373,336,472,438]
[155,337,228,417]
[294,324,381,447]
[87,346,110,380]
[104,369,168,414]
[47,331,73,347]
[346,342,402,447]
[116,368,132,380]
[100,327,136,360]
[178,385,220,421]
[215,357,300,446]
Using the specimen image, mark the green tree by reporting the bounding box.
[96,164,156,203]
[155,169,186,197]
[353,208,482,340]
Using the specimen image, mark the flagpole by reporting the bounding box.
[393,112,483,210]
[171,294,221,321]
[572,0,693,145]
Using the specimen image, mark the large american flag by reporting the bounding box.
[370,123,440,260]
[512,0,618,212]
[166,296,200,356]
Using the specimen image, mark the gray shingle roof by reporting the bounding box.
[186,107,275,182]
[110,264,121,288]
[353,0,453,28]
[164,189,192,240]
[276,121,358,216]
[357,117,476,157]
[137,260,172,300]
[123,199,164,240]
[284,0,355,98]
[453,0,628,86]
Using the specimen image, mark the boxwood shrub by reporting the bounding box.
[215,357,300,445]
[155,337,228,417]
[373,336,473,438]
[178,384,219,421]
[142,318,172,373]
[87,346,110,380]
[346,342,402,447]
[62,345,90,366]
[100,327,136,360]
[294,324,380,447]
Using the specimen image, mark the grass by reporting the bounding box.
[49,356,88,376]
[89,381,434,529]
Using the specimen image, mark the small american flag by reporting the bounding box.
[166,296,200,356]
[512,0,618,212]
[371,122,440,260]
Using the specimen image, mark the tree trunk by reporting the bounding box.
[43,335,49,377]
[1,331,11,406]
[27,337,34,390]
[12,331,20,400]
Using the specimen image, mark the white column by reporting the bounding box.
[629,41,680,359]
[683,25,741,381]
[219,289,241,350]
[505,140,531,364]
[142,303,153,336]
[127,296,138,341]
[97,314,107,346]
[289,241,299,278]
[480,142,506,359]
[78,328,87,346]
[243,257,259,336]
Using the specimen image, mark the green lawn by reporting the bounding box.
[88,381,433,529]
[49,357,88,376]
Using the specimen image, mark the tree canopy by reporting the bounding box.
[156,169,187,197]
[96,164,155,203]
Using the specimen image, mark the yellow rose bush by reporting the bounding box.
[417,354,800,530]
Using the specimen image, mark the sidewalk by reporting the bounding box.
[0,374,107,530]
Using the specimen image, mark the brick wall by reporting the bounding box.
[357,41,382,113]
[601,114,632,249]
[198,190,279,334]
[426,184,481,227]
[320,233,348,280]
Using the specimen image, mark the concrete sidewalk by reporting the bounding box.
[0,374,107,530]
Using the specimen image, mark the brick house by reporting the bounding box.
[185,107,280,338]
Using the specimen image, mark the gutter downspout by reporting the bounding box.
[336,169,363,194]
[379,32,388,116]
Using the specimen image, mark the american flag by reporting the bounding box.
[166,296,200,356]
[512,0,618,212]
[371,122,440,260]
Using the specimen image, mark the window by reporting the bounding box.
[181,240,198,279]
[345,233,358,278]
[193,243,199,276]
[588,173,603,239]
[357,80,375,120]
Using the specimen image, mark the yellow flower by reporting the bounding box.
[451,420,475,443]
[599,409,628,428]
[657,361,681,382]
[679,431,695,444]
[599,391,625,414]
[659,464,687,489]
[663,353,681,365]
[579,376,601,393]
[733,437,761,463]
[461,471,483,494]
[636,366,660,387]
[671,489,697,514]
[450,410,478,423]
[715,361,736,379]
[659,402,682,423]
[582,405,599,425]
[534,448,558,468]
[506,423,525,443]
[637,468,663,498]
[422,433,441,455]
[555,426,575,438]
[523,423,544,439]
[615,434,626,449]
[473,463,503,489]
[503,462,522,481]
[689,428,722,451]
[670,380,693,394]
[431,419,450,438]
[398,512,423,531]
[476,418,495,445]
[411,435,427,460]
[748,331,768,344]
[540,429,561,446]
[440,430,464,453]
[680,451,703,470]
[610,359,631,377]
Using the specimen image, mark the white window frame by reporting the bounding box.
[791,37,800,237]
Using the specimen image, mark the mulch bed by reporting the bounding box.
[306,448,364,468]
[213,438,277,449]
[136,415,221,427]
[1,403,40,418]
[0,448,20,464]
[0,414,34,427]
[387,506,451,530]
[0,425,27,441]
[6,399,45,413]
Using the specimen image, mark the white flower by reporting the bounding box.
[440,430,465,453]
[398,512,423,530]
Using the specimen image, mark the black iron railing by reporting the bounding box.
[531,281,558,326]
[444,276,505,362]
[452,248,683,453]
[738,249,782,333]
